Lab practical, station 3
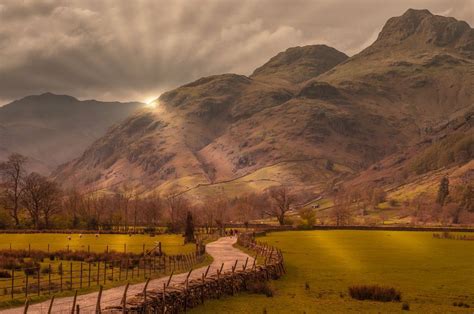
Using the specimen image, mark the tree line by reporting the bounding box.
[0,153,304,230]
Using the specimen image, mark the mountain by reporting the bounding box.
[54,9,473,203]
[0,93,143,173]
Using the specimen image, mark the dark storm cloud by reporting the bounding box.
[0,0,473,104]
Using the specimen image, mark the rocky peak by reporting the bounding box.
[251,44,348,84]
[373,9,473,54]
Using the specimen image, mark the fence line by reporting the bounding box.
[101,233,284,313]
[0,242,207,301]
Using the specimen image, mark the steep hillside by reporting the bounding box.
[0,93,143,173]
[54,9,474,201]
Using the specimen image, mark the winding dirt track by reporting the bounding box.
[1,236,252,314]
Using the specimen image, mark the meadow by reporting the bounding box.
[192,230,474,313]
[0,233,196,255]
[0,233,199,307]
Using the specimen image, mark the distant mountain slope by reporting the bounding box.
[0,93,143,173]
[54,9,474,201]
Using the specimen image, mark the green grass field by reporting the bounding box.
[192,230,474,313]
[0,233,195,255]
[0,233,202,307]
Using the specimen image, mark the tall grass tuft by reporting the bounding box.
[348,284,401,302]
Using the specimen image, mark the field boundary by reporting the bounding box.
[105,234,284,313]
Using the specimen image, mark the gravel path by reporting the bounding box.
[1,236,252,314]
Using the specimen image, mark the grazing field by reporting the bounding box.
[0,233,195,255]
[0,233,201,307]
[192,230,474,313]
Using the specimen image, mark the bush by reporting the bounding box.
[348,285,401,302]
[247,280,274,297]
[402,302,410,311]
[0,270,11,278]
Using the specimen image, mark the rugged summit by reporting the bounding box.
[251,45,348,84]
[54,9,473,201]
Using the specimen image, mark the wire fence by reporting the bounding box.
[0,244,207,302]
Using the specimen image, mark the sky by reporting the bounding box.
[0,0,473,105]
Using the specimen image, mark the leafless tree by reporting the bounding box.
[331,192,351,226]
[166,194,188,232]
[141,193,163,227]
[266,187,296,225]
[0,153,27,226]
[21,172,61,229]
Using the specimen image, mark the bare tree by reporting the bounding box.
[331,192,351,226]
[266,187,296,225]
[41,181,62,228]
[166,195,188,232]
[63,188,82,228]
[140,193,163,227]
[21,172,61,229]
[0,153,27,226]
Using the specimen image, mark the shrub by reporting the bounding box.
[247,280,274,297]
[0,270,11,278]
[348,285,401,302]
[402,303,410,311]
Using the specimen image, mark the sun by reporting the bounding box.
[144,96,159,109]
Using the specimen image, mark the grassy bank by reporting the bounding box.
[192,230,474,313]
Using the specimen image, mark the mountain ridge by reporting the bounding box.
[0,93,144,173]
[53,9,474,203]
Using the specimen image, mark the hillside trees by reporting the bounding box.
[266,187,296,225]
[166,195,189,232]
[0,153,27,226]
[21,172,61,229]
[331,192,351,226]
[436,177,449,206]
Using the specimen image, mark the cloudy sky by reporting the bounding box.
[0,0,472,105]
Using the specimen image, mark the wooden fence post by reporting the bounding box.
[71,290,78,314]
[25,273,29,298]
[103,262,107,285]
[121,283,129,314]
[37,266,40,296]
[48,296,55,314]
[23,298,29,314]
[126,259,129,280]
[232,260,238,273]
[96,261,100,286]
[60,263,63,292]
[80,263,83,289]
[48,264,52,294]
[11,269,14,299]
[76,304,80,314]
[70,262,73,290]
[143,278,150,311]
[96,285,103,314]
[166,271,174,287]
